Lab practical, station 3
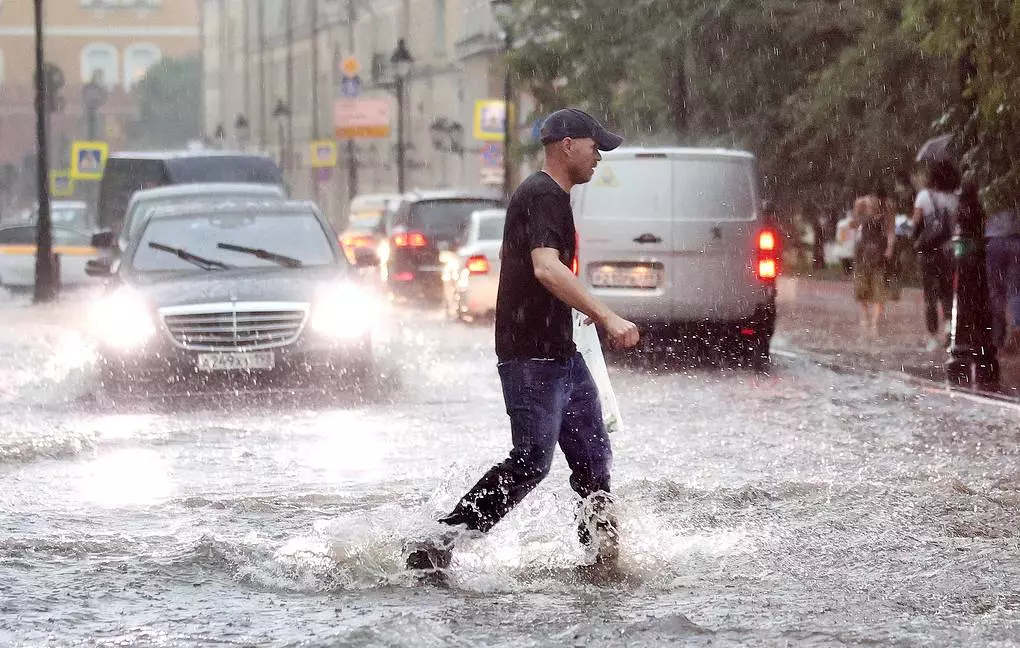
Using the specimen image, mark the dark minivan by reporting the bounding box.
[360,190,503,302]
[97,150,284,234]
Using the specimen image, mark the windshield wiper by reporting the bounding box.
[216,242,303,268]
[148,241,231,270]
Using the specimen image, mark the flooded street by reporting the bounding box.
[2,295,1019,647]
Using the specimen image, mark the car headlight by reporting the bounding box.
[90,289,156,349]
[310,283,378,339]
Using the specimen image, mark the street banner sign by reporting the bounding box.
[49,171,75,197]
[309,140,338,168]
[480,166,504,186]
[340,76,362,98]
[70,140,108,180]
[334,99,391,139]
[473,100,510,142]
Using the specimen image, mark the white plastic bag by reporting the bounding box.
[572,310,623,434]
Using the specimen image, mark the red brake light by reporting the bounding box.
[466,255,490,274]
[572,231,580,276]
[758,258,777,280]
[393,231,427,248]
[758,230,776,252]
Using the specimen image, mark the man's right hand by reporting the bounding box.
[601,313,640,349]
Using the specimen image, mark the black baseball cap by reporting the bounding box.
[539,108,623,151]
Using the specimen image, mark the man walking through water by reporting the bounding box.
[406,108,640,575]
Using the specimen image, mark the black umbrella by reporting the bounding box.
[916,134,954,164]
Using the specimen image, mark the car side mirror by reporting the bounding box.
[85,256,114,277]
[90,230,116,249]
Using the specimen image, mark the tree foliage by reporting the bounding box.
[127,55,203,149]
[906,0,1020,211]
[509,0,955,216]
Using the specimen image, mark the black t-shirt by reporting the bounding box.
[495,171,576,361]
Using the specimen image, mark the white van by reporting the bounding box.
[571,147,779,369]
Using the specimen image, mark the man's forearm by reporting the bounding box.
[534,259,612,324]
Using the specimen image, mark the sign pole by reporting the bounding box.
[33,0,57,303]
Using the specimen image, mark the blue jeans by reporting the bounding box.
[440,353,612,533]
[986,236,1020,345]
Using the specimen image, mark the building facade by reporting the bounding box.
[201,0,524,228]
[0,0,200,210]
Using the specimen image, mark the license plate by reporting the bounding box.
[196,351,275,371]
[590,266,663,289]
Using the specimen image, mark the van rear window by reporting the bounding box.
[673,159,755,222]
[166,156,282,184]
[405,199,503,237]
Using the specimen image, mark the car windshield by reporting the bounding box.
[406,199,503,238]
[477,217,505,241]
[126,194,276,241]
[131,211,337,273]
[50,206,89,228]
[166,156,283,184]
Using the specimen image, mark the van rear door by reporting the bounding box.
[573,154,674,323]
[669,155,760,320]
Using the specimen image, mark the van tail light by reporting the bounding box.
[392,231,428,248]
[755,228,780,282]
[572,231,580,276]
[466,255,490,274]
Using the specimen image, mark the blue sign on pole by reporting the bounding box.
[480,142,502,167]
[340,76,362,98]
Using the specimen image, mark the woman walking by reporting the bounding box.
[850,193,896,335]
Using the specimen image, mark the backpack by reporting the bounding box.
[913,191,953,253]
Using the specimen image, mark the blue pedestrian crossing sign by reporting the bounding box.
[49,170,75,197]
[70,140,108,180]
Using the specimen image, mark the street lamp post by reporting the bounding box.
[492,0,514,200]
[32,0,57,303]
[391,39,413,194]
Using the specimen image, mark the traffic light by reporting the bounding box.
[40,62,65,113]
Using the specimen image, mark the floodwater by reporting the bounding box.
[1,294,1018,647]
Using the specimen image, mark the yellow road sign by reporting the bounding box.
[70,140,109,180]
[49,170,75,197]
[309,140,338,168]
[473,100,512,142]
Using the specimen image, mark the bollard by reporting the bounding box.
[945,181,999,388]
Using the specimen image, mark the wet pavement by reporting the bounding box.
[776,276,1020,401]
[1,286,1019,647]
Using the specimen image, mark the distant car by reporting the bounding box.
[339,193,402,267]
[441,208,505,321]
[97,150,284,235]
[360,190,503,302]
[24,200,94,231]
[86,199,379,394]
[0,224,99,289]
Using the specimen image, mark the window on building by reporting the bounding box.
[434,0,447,56]
[124,43,161,91]
[81,43,118,89]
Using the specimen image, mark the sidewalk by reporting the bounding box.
[775,276,1020,400]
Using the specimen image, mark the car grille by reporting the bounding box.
[160,302,309,351]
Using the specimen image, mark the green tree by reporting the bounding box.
[509,0,952,219]
[127,55,203,148]
[906,0,1020,212]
